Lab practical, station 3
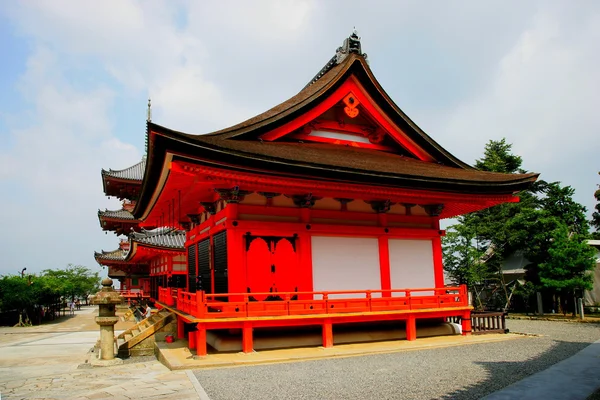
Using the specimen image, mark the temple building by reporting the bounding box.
[95,32,537,355]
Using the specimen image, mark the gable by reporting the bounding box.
[259,75,435,162]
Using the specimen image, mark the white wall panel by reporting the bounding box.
[389,239,435,295]
[311,236,381,298]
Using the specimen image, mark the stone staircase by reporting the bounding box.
[116,309,175,357]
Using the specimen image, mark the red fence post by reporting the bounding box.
[462,311,472,336]
[242,322,253,353]
[322,319,333,348]
[406,315,417,341]
[196,323,207,357]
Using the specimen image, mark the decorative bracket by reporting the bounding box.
[402,203,416,216]
[423,204,444,217]
[290,193,320,208]
[215,186,252,203]
[187,214,200,225]
[367,199,394,213]
[199,202,216,215]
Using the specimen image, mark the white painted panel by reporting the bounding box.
[311,236,381,298]
[389,239,435,296]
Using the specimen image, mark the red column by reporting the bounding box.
[227,229,245,302]
[378,236,391,296]
[196,323,207,356]
[406,315,417,341]
[188,331,197,350]
[299,234,313,299]
[242,322,253,353]
[461,311,472,336]
[177,317,185,339]
[432,236,445,288]
[322,319,333,348]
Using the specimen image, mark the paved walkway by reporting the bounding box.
[0,307,202,399]
[0,307,599,399]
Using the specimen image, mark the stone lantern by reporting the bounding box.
[91,278,123,364]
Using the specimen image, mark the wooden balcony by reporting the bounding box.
[157,285,472,356]
[159,286,469,319]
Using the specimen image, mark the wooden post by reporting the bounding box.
[196,324,207,356]
[461,312,472,336]
[322,319,333,348]
[242,322,253,353]
[177,317,185,339]
[189,331,197,350]
[406,315,417,341]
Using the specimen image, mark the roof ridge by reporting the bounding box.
[303,30,367,90]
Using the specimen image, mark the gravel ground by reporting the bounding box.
[193,320,600,400]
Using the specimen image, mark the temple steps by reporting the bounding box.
[117,309,175,357]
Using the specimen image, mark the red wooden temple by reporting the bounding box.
[95,32,537,355]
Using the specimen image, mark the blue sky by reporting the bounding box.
[0,1,598,277]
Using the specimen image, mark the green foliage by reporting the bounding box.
[474,138,523,174]
[442,224,487,287]
[41,264,100,302]
[0,265,100,313]
[592,172,600,239]
[443,138,596,310]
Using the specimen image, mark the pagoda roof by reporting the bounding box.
[98,208,141,235]
[134,32,538,220]
[94,227,185,267]
[101,158,146,200]
[98,208,136,220]
[94,248,128,262]
[129,227,186,250]
[102,158,146,181]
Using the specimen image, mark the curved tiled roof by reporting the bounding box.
[98,209,136,220]
[101,158,146,182]
[94,248,127,262]
[130,227,185,249]
[94,227,184,266]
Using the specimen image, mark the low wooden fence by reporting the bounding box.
[447,311,508,334]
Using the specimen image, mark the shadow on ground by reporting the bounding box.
[439,340,593,399]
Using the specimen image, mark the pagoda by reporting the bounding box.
[96,159,187,301]
[97,32,538,355]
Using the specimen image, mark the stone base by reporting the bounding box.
[86,344,124,367]
[89,357,124,367]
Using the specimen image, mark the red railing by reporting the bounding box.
[116,289,149,298]
[160,285,468,319]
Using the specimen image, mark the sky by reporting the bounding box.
[0,1,598,277]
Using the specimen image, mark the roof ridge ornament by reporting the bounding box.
[336,29,366,64]
[146,98,152,122]
[304,30,368,89]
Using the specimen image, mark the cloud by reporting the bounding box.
[0,0,317,275]
[436,5,600,213]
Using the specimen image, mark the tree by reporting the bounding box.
[444,139,536,310]
[442,224,488,309]
[592,172,600,239]
[443,138,596,313]
[0,265,100,326]
[42,265,100,302]
[506,191,596,314]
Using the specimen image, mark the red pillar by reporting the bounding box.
[227,227,245,302]
[188,331,197,350]
[406,315,417,341]
[196,324,207,356]
[322,319,333,348]
[242,322,253,353]
[177,317,185,339]
[378,236,391,296]
[461,312,472,336]
[432,223,445,289]
[299,234,313,299]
